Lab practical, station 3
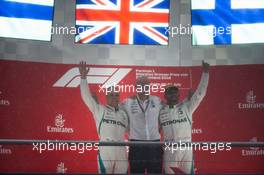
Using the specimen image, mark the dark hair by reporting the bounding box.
[165,86,179,94]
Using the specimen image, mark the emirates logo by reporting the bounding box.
[47,113,74,133]
[55,114,65,128]
[238,90,264,109]
[246,90,256,104]
[57,162,67,174]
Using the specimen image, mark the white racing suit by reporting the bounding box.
[80,78,128,174]
[160,72,209,174]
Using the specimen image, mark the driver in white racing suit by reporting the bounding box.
[79,61,128,174]
[160,61,210,174]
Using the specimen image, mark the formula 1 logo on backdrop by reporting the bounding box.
[47,114,74,133]
[242,137,264,156]
[238,90,264,109]
[57,162,67,174]
[53,67,132,88]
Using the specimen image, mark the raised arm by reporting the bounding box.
[188,61,210,114]
[79,61,102,116]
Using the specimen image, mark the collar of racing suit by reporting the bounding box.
[136,94,149,105]
[169,105,174,109]
[167,102,180,109]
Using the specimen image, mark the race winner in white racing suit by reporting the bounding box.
[160,61,209,174]
[79,61,128,174]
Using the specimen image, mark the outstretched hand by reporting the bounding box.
[79,61,89,79]
[202,61,210,73]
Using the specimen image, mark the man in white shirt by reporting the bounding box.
[121,76,163,174]
[160,61,210,174]
[79,61,128,174]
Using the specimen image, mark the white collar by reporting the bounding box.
[136,94,149,104]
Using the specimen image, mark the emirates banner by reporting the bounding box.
[0,60,264,174]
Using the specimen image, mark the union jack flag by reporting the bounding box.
[75,0,170,45]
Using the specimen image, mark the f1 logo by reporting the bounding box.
[53,67,132,88]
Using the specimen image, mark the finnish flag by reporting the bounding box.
[191,0,264,45]
[0,0,54,41]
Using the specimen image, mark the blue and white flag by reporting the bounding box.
[191,0,264,45]
[0,0,54,41]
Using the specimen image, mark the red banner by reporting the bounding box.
[0,60,264,174]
